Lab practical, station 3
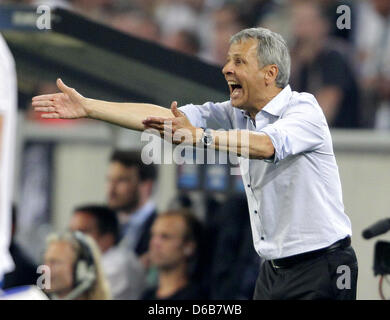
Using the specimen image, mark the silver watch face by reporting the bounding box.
[202,130,213,146]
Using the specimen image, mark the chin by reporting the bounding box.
[230,99,248,110]
[230,99,242,107]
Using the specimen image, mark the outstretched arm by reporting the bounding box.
[33,79,274,159]
[32,79,174,131]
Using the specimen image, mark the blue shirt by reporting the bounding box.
[119,200,156,251]
[179,85,352,260]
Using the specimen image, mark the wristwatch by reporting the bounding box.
[201,128,213,147]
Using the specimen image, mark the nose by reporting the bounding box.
[107,180,115,195]
[150,234,164,251]
[149,234,158,248]
[222,61,234,76]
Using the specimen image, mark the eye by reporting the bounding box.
[162,234,171,239]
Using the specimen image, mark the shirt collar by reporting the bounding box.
[237,85,292,119]
[127,199,156,227]
[261,85,292,117]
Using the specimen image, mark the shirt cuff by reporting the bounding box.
[259,126,280,164]
[178,104,203,128]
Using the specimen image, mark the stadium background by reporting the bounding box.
[1,0,390,300]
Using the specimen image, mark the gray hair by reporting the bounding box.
[230,27,291,88]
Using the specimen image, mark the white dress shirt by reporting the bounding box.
[102,245,146,300]
[0,34,16,280]
[179,85,352,260]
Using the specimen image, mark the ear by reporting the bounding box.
[183,242,196,257]
[264,64,279,86]
[321,17,331,36]
[139,179,154,197]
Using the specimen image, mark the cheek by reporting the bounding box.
[116,183,130,196]
[157,242,175,256]
[106,182,114,192]
[150,236,164,252]
[91,231,100,242]
[51,264,72,285]
[170,243,185,257]
[64,265,74,285]
[123,181,137,193]
[248,76,263,92]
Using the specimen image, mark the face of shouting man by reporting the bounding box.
[222,37,279,116]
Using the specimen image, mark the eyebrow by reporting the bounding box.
[226,53,245,62]
[227,53,242,58]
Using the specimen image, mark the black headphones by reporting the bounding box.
[72,231,96,288]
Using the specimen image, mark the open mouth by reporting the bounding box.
[228,81,243,99]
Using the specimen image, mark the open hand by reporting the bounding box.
[32,79,89,119]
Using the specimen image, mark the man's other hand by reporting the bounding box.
[142,101,200,145]
[32,78,89,119]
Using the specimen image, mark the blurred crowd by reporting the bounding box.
[3,150,259,300]
[3,0,390,129]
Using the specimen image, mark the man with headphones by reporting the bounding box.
[43,231,110,300]
[142,209,204,300]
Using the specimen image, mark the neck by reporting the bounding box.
[156,263,188,299]
[378,10,390,19]
[50,288,74,300]
[249,86,283,119]
[75,293,89,300]
[100,241,114,254]
[118,202,143,223]
[120,197,151,218]
[55,292,70,300]
[135,197,149,212]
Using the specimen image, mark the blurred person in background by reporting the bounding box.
[69,204,146,299]
[124,0,157,16]
[355,0,390,129]
[153,0,200,38]
[239,0,278,29]
[317,0,356,43]
[289,0,360,128]
[258,0,295,43]
[0,33,17,289]
[43,231,110,300]
[153,0,212,57]
[106,150,157,257]
[2,205,38,290]
[162,29,201,56]
[69,0,115,21]
[202,3,245,65]
[18,0,71,9]
[108,9,161,43]
[142,209,204,300]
